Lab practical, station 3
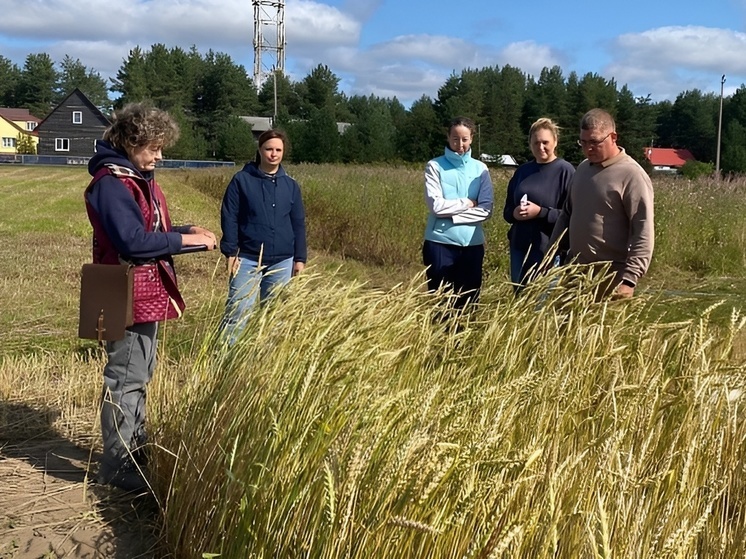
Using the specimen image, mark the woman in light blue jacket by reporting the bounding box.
[423,116,494,308]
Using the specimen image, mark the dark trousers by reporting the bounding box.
[423,240,484,308]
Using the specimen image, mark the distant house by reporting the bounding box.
[35,89,110,157]
[480,153,518,167]
[0,108,41,154]
[643,147,695,173]
[239,116,273,140]
[240,116,352,140]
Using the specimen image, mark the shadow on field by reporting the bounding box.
[0,400,159,558]
[0,400,91,483]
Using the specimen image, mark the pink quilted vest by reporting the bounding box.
[85,164,186,324]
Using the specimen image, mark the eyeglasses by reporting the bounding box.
[577,132,611,148]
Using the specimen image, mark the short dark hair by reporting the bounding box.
[254,129,289,164]
[103,103,179,152]
[580,109,615,133]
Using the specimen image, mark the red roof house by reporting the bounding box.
[643,147,695,172]
[0,108,42,123]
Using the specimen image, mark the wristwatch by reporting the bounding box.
[621,279,636,288]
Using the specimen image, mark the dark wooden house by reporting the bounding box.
[35,89,110,157]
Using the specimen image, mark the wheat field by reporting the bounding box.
[1,166,746,558]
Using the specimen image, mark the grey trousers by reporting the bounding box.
[100,322,157,472]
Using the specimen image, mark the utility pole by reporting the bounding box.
[273,68,278,126]
[253,1,285,90]
[716,74,725,177]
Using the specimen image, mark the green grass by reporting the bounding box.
[1,165,746,558]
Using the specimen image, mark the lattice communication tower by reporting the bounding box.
[253,0,286,89]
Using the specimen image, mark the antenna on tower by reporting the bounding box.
[253,0,286,90]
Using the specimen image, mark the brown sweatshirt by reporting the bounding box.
[550,148,654,284]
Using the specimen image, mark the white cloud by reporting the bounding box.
[0,0,361,89]
[280,32,572,105]
[614,26,746,72]
[287,0,360,48]
[0,0,356,54]
[2,1,742,107]
[336,36,567,102]
[353,65,447,101]
[367,35,480,68]
[45,41,135,83]
[606,26,746,99]
[497,41,567,77]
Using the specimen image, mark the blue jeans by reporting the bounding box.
[221,256,293,342]
[509,245,530,286]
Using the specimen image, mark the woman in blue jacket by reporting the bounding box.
[219,129,307,341]
[423,116,494,308]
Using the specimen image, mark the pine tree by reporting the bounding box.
[216,117,255,163]
[398,95,442,162]
[57,55,111,112]
[110,47,149,107]
[17,53,58,118]
[258,70,301,119]
[0,56,21,107]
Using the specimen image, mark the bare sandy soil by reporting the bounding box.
[0,436,158,558]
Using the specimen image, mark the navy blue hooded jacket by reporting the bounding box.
[86,140,189,261]
[220,161,307,266]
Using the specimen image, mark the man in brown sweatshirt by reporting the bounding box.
[549,108,654,298]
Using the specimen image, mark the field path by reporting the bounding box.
[0,440,156,559]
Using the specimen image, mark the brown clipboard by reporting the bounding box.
[78,263,134,342]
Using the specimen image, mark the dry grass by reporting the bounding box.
[153,268,746,558]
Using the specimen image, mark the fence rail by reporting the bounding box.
[0,153,235,169]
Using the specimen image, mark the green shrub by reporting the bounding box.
[680,160,714,179]
[652,174,746,277]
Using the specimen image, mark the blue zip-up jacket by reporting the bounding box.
[86,140,188,261]
[423,147,493,246]
[220,161,307,266]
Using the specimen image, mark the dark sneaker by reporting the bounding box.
[96,460,149,493]
[132,426,149,466]
[132,444,150,467]
[106,469,149,492]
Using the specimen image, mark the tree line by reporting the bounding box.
[1,45,743,172]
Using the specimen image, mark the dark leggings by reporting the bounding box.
[422,240,484,308]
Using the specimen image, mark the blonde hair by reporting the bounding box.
[528,117,560,145]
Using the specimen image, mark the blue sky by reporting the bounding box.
[0,0,744,107]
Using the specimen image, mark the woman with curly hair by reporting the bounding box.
[84,102,216,492]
